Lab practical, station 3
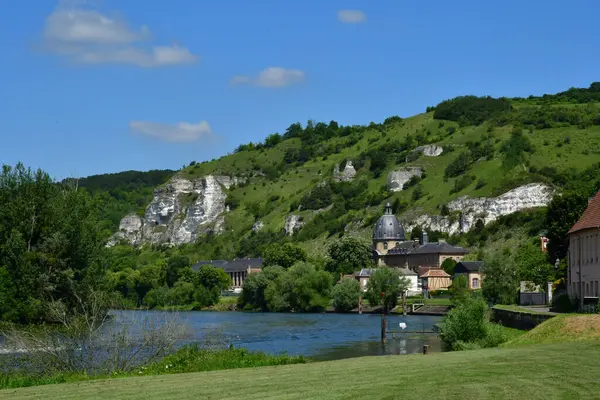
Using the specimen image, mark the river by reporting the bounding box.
[111,310,443,361]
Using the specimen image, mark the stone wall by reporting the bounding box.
[491,307,555,330]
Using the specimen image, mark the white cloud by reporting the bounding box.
[231,67,305,88]
[42,2,197,67]
[337,10,366,24]
[129,121,214,143]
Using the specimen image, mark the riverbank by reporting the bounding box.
[4,340,599,399]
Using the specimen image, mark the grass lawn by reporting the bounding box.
[5,340,600,399]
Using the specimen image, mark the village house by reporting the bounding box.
[453,261,484,289]
[192,258,262,290]
[349,268,420,294]
[567,190,600,303]
[371,202,468,291]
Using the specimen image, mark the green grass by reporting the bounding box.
[503,314,600,347]
[0,346,307,391]
[4,341,600,399]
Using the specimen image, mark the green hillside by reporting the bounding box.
[89,83,600,263]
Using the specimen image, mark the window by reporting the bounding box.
[472,278,479,289]
[383,242,388,250]
[596,281,599,297]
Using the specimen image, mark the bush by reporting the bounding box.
[332,278,361,312]
[552,293,575,313]
[440,297,488,350]
[445,152,471,178]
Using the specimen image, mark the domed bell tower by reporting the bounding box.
[373,202,406,256]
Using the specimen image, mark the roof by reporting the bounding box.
[387,241,419,255]
[397,267,417,276]
[455,261,484,273]
[192,258,263,273]
[569,190,600,234]
[412,241,469,255]
[373,203,406,241]
[355,268,375,277]
[420,269,451,278]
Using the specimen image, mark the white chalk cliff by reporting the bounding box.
[108,175,242,247]
[387,168,423,192]
[406,183,553,234]
[333,161,357,182]
[415,145,443,157]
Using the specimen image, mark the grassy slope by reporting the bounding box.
[5,340,600,399]
[504,314,600,347]
[161,108,600,258]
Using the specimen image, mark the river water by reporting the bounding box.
[111,310,443,361]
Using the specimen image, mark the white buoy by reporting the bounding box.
[399,322,407,330]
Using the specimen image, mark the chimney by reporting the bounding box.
[422,232,428,245]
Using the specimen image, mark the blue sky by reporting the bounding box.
[0,0,598,179]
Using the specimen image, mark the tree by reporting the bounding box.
[0,163,105,323]
[481,252,519,305]
[515,244,554,288]
[449,275,470,306]
[262,243,307,269]
[325,237,374,276]
[165,255,190,287]
[332,278,361,312]
[440,297,488,350]
[441,258,457,275]
[545,190,589,261]
[365,268,410,313]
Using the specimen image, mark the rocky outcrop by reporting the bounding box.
[108,175,242,247]
[252,221,264,233]
[387,168,423,192]
[407,183,553,235]
[415,145,443,157]
[284,215,304,236]
[333,161,357,182]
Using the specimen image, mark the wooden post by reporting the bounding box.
[380,291,386,344]
[402,292,407,316]
[358,295,362,314]
[423,345,430,355]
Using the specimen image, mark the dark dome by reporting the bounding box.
[373,203,406,241]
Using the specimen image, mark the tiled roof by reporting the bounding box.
[569,190,600,234]
[192,258,262,273]
[420,268,450,278]
[455,261,484,273]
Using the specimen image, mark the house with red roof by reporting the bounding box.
[567,190,600,302]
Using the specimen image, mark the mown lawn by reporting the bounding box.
[5,340,600,399]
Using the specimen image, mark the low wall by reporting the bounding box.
[491,307,555,330]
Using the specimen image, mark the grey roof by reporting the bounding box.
[455,261,484,273]
[373,203,406,241]
[387,241,419,255]
[411,241,469,255]
[356,268,375,277]
[397,267,417,276]
[192,258,263,273]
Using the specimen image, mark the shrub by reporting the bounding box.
[445,152,471,178]
[440,297,488,350]
[332,278,361,312]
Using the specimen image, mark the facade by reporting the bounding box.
[454,261,484,289]
[192,258,262,289]
[418,267,451,291]
[372,203,469,269]
[567,190,600,301]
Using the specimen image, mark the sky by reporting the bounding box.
[0,0,599,179]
